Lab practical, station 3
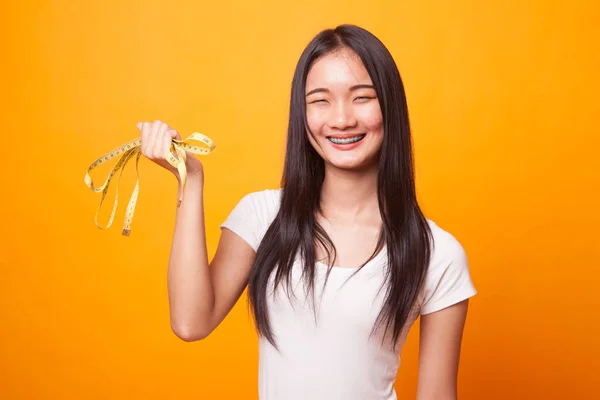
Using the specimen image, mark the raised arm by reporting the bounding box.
[166,174,255,341]
[138,120,255,342]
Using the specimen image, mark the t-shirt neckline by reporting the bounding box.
[315,245,388,273]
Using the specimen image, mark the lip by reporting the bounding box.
[326,133,366,139]
[326,134,366,151]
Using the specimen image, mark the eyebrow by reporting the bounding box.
[305,84,375,97]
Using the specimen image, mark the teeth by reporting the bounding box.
[328,135,365,144]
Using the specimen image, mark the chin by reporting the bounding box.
[324,155,377,171]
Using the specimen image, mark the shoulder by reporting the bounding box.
[419,218,477,315]
[425,218,468,264]
[241,188,282,207]
[236,188,282,219]
[220,188,282,252]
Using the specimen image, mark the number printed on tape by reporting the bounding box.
[84,133,215,236]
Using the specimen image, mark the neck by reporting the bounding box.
[319,163,380,222]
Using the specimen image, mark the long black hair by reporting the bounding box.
[248,24,432,348]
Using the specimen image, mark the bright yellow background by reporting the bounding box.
[1,0,599,399]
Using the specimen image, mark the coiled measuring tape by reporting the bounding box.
[84,133,215,236]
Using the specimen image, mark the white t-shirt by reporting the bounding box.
[220,188,477,400]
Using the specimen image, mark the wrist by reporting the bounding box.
[179,170,204,186]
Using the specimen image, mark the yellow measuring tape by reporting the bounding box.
[84,133,215,236]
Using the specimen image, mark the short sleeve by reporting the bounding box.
[420,230,477,315]
[219,189,280,252]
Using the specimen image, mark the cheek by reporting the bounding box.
[306,108,326,135]
[358,104,384,133]
[305,111,323,152]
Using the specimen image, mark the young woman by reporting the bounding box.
[138,24,477,400]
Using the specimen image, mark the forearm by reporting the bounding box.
[167,174,214,340]
[416,386,457,400]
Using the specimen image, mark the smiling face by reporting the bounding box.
[305,47,384,171]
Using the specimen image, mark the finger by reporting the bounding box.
[147,120,162,158]
[169,129,181,141]
[166,130,182,161]
[140,122,152,156]
[136,122,143,132]
[152,122,169,158]
[159,127,173,162]
[162,122,181,140]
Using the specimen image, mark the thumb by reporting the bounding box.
[168,129,181,140]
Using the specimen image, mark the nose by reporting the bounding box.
[328,100,358,130]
